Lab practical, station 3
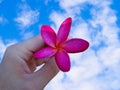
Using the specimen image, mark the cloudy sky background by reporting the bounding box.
[0,0,120,90]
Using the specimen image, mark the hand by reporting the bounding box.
[0,36,59,90]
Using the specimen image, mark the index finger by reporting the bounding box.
[20,35,45,53]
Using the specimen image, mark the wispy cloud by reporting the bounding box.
[14,4,39,30]
[44,0,52,5]
[22,31,34,40]
[0,0,3,4]
[46,0,120,90]
[0,38,6,62]
[59,0,87,10]
[0,16,7,24]
[0,38,18,63]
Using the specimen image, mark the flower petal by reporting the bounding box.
[41,25,56,47]
[55,49,70,72]
[57,17,72,45]
[34,47,57,58]
[63,38,89,53]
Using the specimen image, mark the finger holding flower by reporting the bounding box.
[34,17,89,72]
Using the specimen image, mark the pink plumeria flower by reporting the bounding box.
[34,17,89,72]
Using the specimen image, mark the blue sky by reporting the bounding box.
[0,0,120,90]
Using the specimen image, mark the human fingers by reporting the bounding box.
[31,57,59,89]
[12,35,45,62]
[27,57,49,72]
[2,35,46,72]
[19,35,45,52]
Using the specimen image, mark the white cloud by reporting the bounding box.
[0,38,6,62]
[98,46,120,67]
[0,17,4,22]
[59,0,87,10]
[46,0,120,90]
[14,4,39,29]
[0,16,7,24]
[22,31,34,40]
[49,12,67,32]
[44,0,52,5]
[0,38,18,63]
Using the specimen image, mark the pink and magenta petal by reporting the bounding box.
[55,49,70,72]
[34,47,57,58]
[63,38,89,53]
[57,17,72,45]
[41,25,56,47]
